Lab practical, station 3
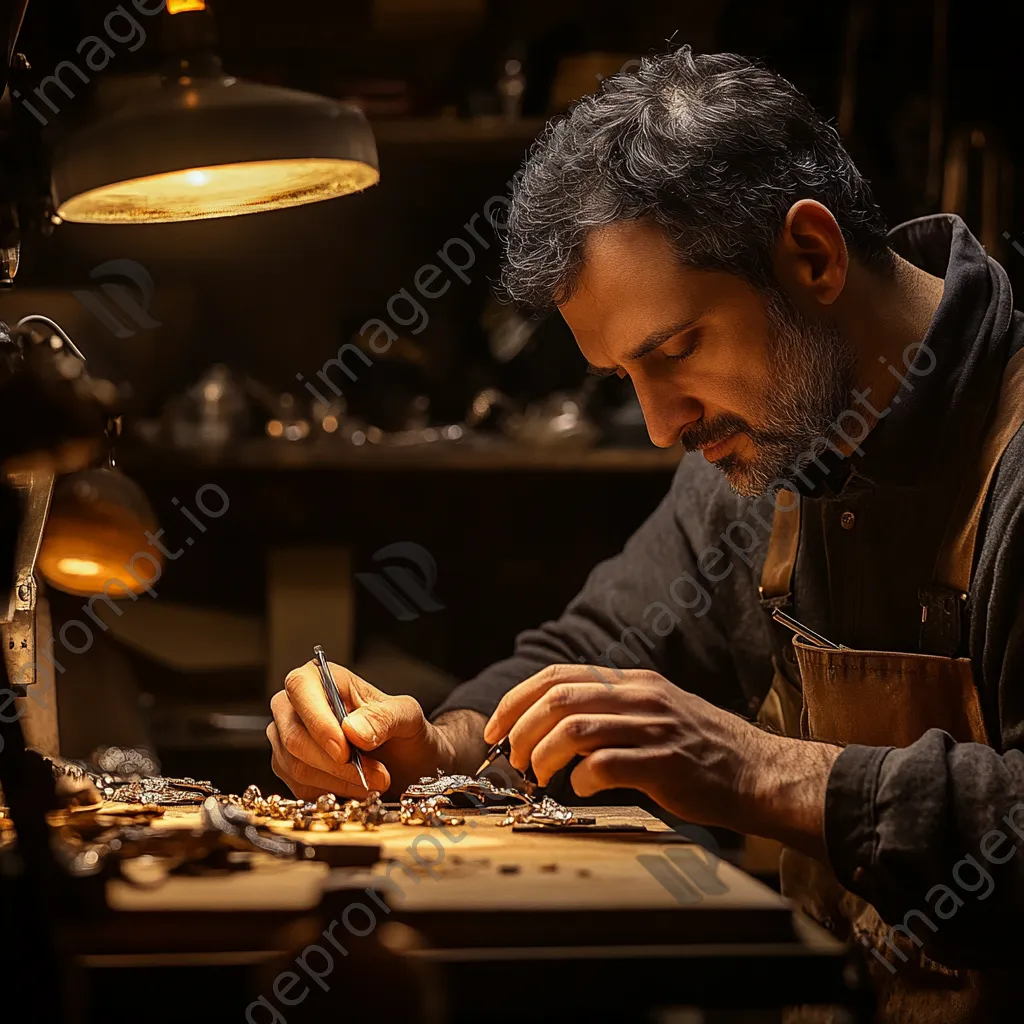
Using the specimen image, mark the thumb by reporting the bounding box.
[343,695,423,751]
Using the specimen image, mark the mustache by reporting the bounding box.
[678,414,753,453]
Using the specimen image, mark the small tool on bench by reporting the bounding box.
[313,644,369,791]
[476,735,538,787]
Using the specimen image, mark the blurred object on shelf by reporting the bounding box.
[373,394,454,446]
[39,467,162,598]
[243,376,312,442]
[162,364,249,449]
[481,297,541,363]
[549,53,639,111]
[498,57,527,120]
[464,387,514,435]
[309,396,346,436]
[370,422,465,447]
[336,79,412,119]
[345,393,465,448]
[504,388,600,449]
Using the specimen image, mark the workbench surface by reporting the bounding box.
[59,805,857,1019]
[101,805,790,944]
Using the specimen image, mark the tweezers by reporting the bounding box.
[312,645,369,791]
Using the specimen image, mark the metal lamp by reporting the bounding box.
[50,1,379,225]
[37,467,163,598]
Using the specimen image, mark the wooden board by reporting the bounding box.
[105,805,794,949]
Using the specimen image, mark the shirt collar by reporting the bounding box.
[792,214,1014,499]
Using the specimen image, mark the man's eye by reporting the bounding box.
[664,333,701,362]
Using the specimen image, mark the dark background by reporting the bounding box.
[6,0,1022,792]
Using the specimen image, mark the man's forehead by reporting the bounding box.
[578,220,678,286]
[561,220,699,331]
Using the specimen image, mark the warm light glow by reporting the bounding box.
[57,159,380,225]
[266,420,284,438]
[55,557,103,577]
[168,0,207,12]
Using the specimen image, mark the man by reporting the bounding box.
[269,47,1024,1020]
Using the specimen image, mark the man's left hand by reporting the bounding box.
[483,664,840,858]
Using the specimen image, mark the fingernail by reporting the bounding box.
[483,720,497,743]
[325,738,346,764]
[346,711,377,746]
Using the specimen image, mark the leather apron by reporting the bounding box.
[758,346,1024,1023]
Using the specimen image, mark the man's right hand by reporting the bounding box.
[268,660,462,800]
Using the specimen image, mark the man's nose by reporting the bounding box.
[633,381,701,449]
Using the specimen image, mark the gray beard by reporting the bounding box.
[718,293,855,498]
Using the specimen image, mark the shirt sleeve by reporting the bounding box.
[823,428,1024,968]
[432,453,774,722]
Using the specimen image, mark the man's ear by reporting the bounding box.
[772,199,848,307]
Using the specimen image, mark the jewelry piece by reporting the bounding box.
[92,745,160,778]
[398,793,465,828]
[45,754,220,806]
[221,784,386,831]
[401,771,581,828]
[499,795,578,827]
[402,770,533,808]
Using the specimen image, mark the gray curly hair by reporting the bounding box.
[500,45,893,310]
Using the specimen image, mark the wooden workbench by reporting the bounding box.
[58,805,862,1023]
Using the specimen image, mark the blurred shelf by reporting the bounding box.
[119,439,684,474]
[371,116,545,144]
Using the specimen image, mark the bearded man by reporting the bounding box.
[269,46,1024,1021]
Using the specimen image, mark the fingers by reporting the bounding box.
[570,747,650,798]
[485,664,621,744]
[343,693,426,752]
[506,683,637,771]
[508,678,667,774]
[284,661,353,764]
[529,714,652,786]
[268,721,391,799]
[271,690,349,777]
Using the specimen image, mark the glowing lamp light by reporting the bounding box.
[51,75,378,225]
[168,0,207,12]
[39,469,164,599]
[58,158,378,225]
[55,557,103,577]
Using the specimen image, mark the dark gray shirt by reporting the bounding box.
[435,214,1024,967]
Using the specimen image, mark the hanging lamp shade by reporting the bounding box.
[38,468,163,598]
[51,74,379,225]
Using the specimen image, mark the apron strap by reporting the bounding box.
[922,345,1024,653]
[758,488,800,605]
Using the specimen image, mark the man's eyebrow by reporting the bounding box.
[583,315,705,377]
[623,315,703,361]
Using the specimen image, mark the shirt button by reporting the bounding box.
[840,511,856,530]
